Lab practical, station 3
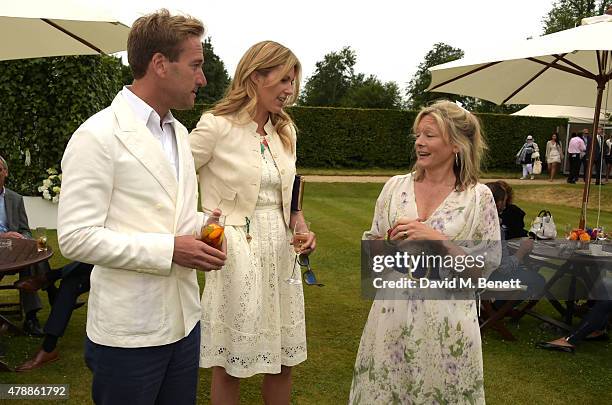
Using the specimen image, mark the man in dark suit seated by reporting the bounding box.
[0,155,46,336]
[15,261,93,371]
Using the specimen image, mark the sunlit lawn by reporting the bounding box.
[1,182,610,404]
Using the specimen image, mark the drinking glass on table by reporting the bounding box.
[596,226,606,241]
[34,227,48,252]
[200,209,226,250]
[286,221,311,285]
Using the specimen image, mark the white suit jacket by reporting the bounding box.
[58,93,202,348]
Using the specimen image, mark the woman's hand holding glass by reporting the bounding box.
[291,221,316,255]
[388,217,448,241]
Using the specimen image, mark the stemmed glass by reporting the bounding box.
[286,221,310,285]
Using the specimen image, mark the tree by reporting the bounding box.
[406,43,469,109]
[119,37,230,104]
[299,46,356,106]
[542,0,611,34]
[197,37,231,104]
[341,74,403,109]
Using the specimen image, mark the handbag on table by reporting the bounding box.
[529,210,557,240]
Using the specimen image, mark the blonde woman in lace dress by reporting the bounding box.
[349,101,501,404]
[189,41,315,405]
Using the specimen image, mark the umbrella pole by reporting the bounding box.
[578,81,605,229]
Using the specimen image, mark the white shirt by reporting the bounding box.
[121,86,179,178]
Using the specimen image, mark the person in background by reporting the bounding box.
[593,127,605,185]
[0,155,47,336]
[516,135,539,180]
[15,262,93,372]
[486,181,545,299]
[581,128,592,183]
[497,181,528,240]
[605,131,612,184]
[545,132,563,182]
[538,302,611,353]
[567,132,586,184]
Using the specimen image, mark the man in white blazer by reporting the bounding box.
[57,9,226,405]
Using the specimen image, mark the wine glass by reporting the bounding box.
[286,221,310,285]
[200,209,226,250]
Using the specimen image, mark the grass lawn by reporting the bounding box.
[1,182,610,404]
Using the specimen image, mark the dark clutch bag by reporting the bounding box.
[291,175,305,211]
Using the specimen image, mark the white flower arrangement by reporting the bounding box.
[37,168,62,203]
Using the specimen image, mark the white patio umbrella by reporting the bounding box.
[0,0,129,61]
[427,13,612,229]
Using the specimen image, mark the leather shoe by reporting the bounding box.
[23,318,44,337]
[14,274,49,293]
[15,348,59,372]
[536,341,575,353]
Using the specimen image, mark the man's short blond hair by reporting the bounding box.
[127,9,205,79]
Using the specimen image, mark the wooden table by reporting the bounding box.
[0,238,53,273]
[0,237,53,334]
[508,239,611,331]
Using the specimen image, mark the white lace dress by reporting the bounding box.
[199,140,307,378]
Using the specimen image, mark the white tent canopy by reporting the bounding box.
[512,105,610,124]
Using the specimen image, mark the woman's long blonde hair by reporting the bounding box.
[412,100,487,191]
[210,41,301,151]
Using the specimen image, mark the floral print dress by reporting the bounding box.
[349,173,501,405]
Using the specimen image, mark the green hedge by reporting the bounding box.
[0,55,122,195]
[2,77,566,195]
[175,106,567,171]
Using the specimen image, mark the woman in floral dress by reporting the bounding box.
[349,100,501,404]
[190,41,316,404]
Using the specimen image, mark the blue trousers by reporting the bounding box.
[84,323,200,405]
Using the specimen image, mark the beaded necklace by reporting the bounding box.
[260,136,269,155]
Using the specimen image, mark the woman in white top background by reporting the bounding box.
[545,132,563,182]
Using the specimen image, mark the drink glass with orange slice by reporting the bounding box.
[201,209,226,250]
